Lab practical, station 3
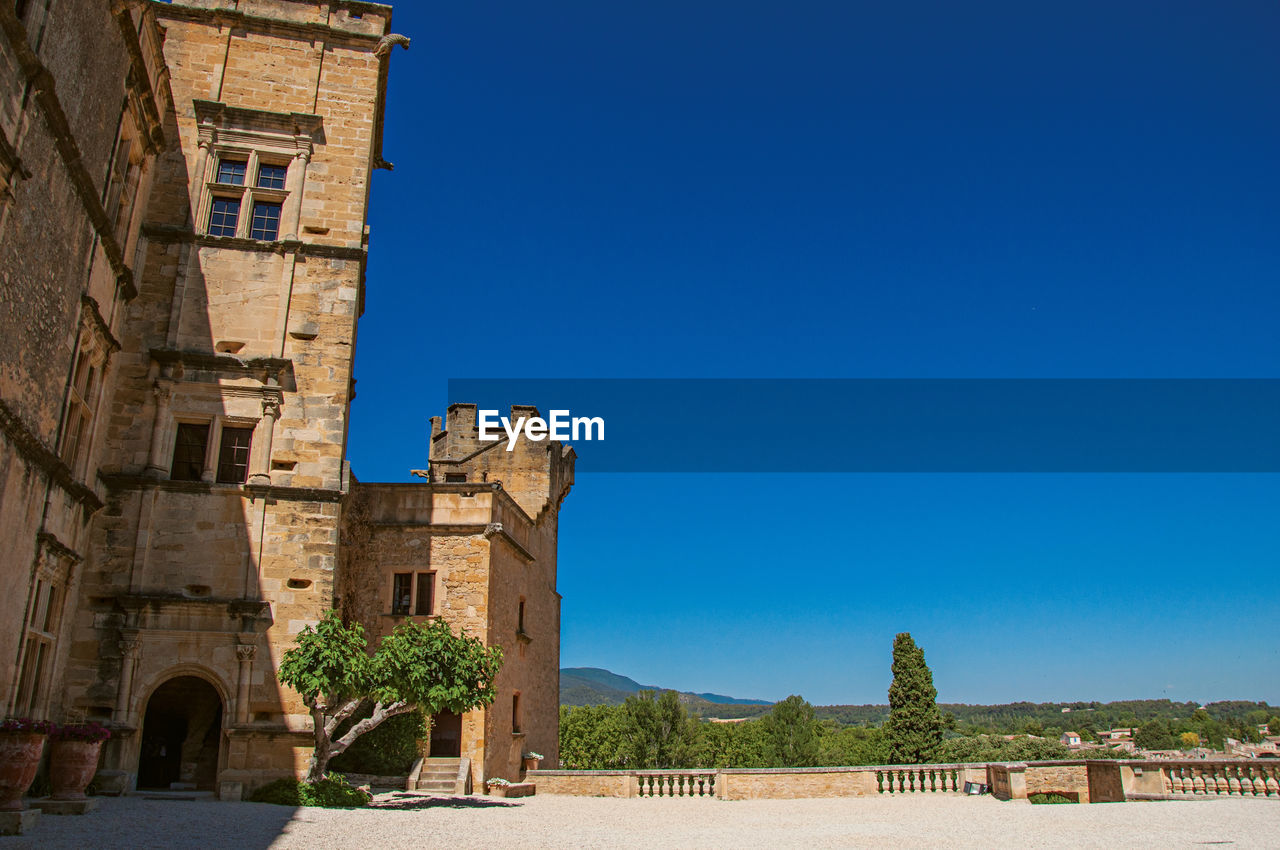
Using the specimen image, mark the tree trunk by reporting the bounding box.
[304,699,413,782]
[306,705,333,782]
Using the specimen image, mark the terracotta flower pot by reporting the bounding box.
[49,739,104,801]
[487,784,508,797]
[0,733,46,812]
[523,757,541,772]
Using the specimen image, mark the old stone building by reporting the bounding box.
[0,0,569,799]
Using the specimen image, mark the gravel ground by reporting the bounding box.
[4,792,1277,849]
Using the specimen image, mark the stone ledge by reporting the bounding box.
[30,798,99,815]
[0,809,39,835]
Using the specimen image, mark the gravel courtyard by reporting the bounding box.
[4,792,1277,849]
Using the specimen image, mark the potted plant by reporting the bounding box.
[522,751,543,771]
[48,722,111,801]
[0,719,53,811]
[485,777,512,798]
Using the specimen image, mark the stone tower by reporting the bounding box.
[12,0,405,799]
[339,403,574,787]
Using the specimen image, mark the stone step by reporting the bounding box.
[415,780,458,792]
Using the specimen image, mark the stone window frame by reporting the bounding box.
[167,412,259,485]
[58,305,119,483]
[11,550,73,720]
[192,101,321,244]
[387,570,436,617]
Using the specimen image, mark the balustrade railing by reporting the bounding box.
[1160,762,1279,798]
[875,766,962,794]
[635,770,718,797]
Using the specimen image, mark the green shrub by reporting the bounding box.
[248,774,371,808]
[1029,793,1078,804]
[248,778,301,806]
[329,708,427,776]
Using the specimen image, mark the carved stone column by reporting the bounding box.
[191,135,212,223]
[234,643,256,724]
[114,632,141,723]
[281,150,310,240]
[144,381,172,477]
[248,393,281,484]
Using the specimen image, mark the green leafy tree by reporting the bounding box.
[762,695,819,767]
[558,704,629,770]
[279,611,502,781]
[1134,718,1174,751]
[618,690,699,768]
[816,722,888,766]
[884,632,943,764]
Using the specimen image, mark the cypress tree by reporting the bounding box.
[885,632,943,764]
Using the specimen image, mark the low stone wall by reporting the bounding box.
[531,765,987,800]
[527,771,637,797]
[532,760,1278,803]
[1027,763,1091,803]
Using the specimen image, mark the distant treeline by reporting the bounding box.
[696,699,1279,748]
[559,692,1139,771]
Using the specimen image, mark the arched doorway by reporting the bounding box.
[138,676,223,790]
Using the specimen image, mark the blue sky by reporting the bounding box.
[350,1,1280,704]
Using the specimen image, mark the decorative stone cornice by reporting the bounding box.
[37,532,84,565]
[110,0,168,153]
[154,1,389,48]
[81,295,122,354]
[140,222,367,261]
[0,399,104,512]
[148,348,294,385]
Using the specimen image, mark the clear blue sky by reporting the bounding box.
[350,1,1280,705]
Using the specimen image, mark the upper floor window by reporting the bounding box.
[257,163,287,190]
[171,422,209,481]
[390,571,435,616]
[59,326,112,482]
[216,426,253,484]
[250,201,281,241]
[171,419,255,484]
[208,198,241,237]
[201,151,290,241]
[216,158,248,186]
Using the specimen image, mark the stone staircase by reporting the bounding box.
[409,757,470,795]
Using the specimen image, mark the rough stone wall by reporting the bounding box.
[0,0,163,715]
[47,0,396,796]
[1025,763,1091,803]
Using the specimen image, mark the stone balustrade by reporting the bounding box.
[530,759,1280,802]
[1150,761,1280,798]
[875,765,963,794]
[634,770,718,797]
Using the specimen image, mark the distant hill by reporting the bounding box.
[560,672,1279,733]
[560,667,772,709]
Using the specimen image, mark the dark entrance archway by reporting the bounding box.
[429,711,462,757]
[138,675,223,790]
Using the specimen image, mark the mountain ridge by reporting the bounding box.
[560,667,772,708]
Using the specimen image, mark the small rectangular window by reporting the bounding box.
[216,159,248,185]
[208,198,240,237]
[171,422,209,481]
[251,201,281,241]
[444,473,467,483]
[512,693,522,733]
[391,573,412,615]
[257,163,287,189]
[415,572,435,616]
[216,426,253,484]
[518,598,526,633]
